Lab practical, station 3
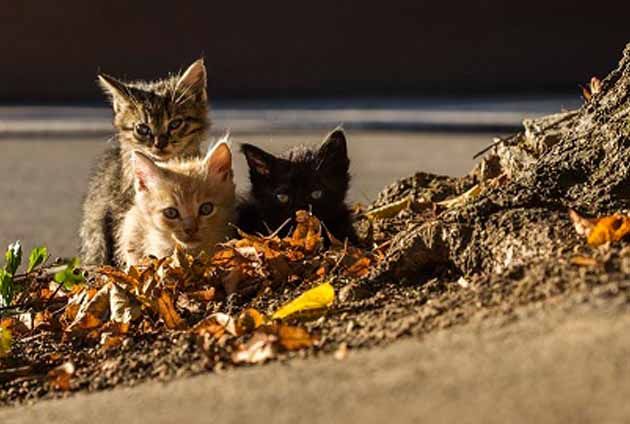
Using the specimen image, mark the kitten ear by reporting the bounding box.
[318,127,349,175]
[176,59,207,102]
[98,73,134,113]
[131,151,163,192]
[205,137,233,181]
[241,144,276,177]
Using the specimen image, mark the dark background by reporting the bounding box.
[1,0,629,102]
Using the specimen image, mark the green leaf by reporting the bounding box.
[27,246,48,273]
[4,241,22,275]
[0,269,14,308]
[53,257,84,289]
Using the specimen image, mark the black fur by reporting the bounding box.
[237,128,356,242]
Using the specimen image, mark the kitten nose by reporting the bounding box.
[154,135,169,150]
[183,219,198,236]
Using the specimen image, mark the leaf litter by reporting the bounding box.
[0,210,379,402]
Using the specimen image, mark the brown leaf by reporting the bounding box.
[193,313,237,338]
[344,256,371,278]
[590,76,602,96]
[47,362,75,391]
[570,210,630,247]
[187,287,216,302]
[236,308,266,335]
[290,210,322,253]
[275,324,316,351]
[156,292,187,330]
[570,255,600,267]
[587,214,630,247]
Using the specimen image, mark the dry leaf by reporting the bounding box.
[156,292,187,330]
[290,211,322,253]
[436,184,481,209]
[344,256,371,278]
[364,196,412,219]
[570,210,630,247]
[236,308,266,335]
[0,323,12,358]
[587,214,630,247]
[570,255,599,267]
[272,282,335,320]
[232,332,276,364]
[47,362,75,391]
[193,313,237,338]
[187,287,216,302]
[276,324,316,350]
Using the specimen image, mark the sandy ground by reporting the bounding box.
[2,128,629,422]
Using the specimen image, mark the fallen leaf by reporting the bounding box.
[236,308,267,335]
[47,361,75,391]
[344,256,371,278]
[0,323,12,358]
[364,196,412,219]
[156,292,187,330]
[587,214,630,247]
[231,332,276,364]
[272,282,335,320]
[187,287,216,302]
[570,210,630,247]
[275,324,316,350]
[436,184,481,209]
[570,255,599,267]
[193,313,237,338]
[290,211,322,253]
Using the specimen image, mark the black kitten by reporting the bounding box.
[238,128,356,242]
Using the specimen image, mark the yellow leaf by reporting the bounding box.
[364,196,412,220]
[436,184,481,209]
[0,324,12,358]
[272,282,335,320]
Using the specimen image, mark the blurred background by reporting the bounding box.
[1,0,629,255]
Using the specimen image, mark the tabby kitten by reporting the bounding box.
[80,59,210,266]
[117,138,235,266]
[238,128,356,242]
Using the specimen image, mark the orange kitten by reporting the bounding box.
[117,137,235,266]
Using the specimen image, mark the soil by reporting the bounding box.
[1,44,630,409]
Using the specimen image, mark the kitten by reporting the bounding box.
[80,59,210,266]
[117,138,235,266]
[238,127,356,242]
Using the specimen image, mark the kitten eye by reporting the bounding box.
[276,193,290,204]
[199,202,214,216]
[168,119,183,131]
[162,207,180,219]
[135,123,152,138]
[311,190,323,200]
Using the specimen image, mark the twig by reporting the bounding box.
[472,133,520,159]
